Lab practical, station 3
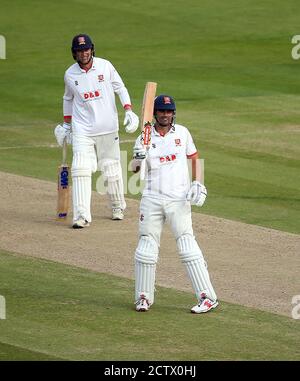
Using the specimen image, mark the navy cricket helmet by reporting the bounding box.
[154,95,176,126]
[154,95,176,113]
[71,34,95,59]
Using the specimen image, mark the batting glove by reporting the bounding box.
[133,145,146,160]
[124,110,139,133]
[187,181,207,207]
[54,123,72,146]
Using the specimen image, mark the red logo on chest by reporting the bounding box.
[83,90,101,100]
[159,154,177,163]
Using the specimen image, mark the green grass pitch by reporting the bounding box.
[0,250,299,361]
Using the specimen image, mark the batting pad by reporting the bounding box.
[72,152,93,177]
[135,236,159,305]
[177,234,217,302]
[101,160,126,210]
[72,177,92,222]
[72,152,92,222]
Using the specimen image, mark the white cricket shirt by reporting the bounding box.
[135,124,197,201]
[63,57,131,136]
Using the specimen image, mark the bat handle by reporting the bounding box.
[62,138,67,165]
[140,159,146,181]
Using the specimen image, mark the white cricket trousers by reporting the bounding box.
[139,197,194,243]
[135,196,217,304]
[71,133,126,222]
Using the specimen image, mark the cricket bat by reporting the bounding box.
[56,138,70,219]
[140,81,157,180]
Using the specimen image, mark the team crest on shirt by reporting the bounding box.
[152,143,156,148]
[78,36,86,45]
[75,80,79,86]
[140,214,144,222]
[175,139,181,146]
[98,74,104,82]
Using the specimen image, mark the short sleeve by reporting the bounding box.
[186,129,197,157]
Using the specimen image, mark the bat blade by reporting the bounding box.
[140,81,157,180]
[56,140,70,220]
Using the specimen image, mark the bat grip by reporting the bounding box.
[62,138,67,165]
[140,159,146,180]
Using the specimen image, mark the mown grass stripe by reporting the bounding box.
[0,341,65,361]
[0,250,299,361]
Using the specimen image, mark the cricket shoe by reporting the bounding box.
[191,293,218,314]
[72,217,90,229]
[135,294,150,312]
[112,208,124,220]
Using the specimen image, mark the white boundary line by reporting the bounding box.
[0,144,58,150]
[0,139,135,150]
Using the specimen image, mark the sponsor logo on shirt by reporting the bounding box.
[159,154,177,163]
[81,89,101,101]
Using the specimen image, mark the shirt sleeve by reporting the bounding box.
[63,73,74,117]
[186,128,197,157]
[109,62,131,107]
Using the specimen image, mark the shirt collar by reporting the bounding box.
[153,125,176,136]
[77,59,96,73]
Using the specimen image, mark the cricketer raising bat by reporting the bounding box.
[140,81,157,180]
[57,138,70,219]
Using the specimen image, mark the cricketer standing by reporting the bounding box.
[54,34,139,228]
[132,95,218,313]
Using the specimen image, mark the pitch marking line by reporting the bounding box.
[0,140,135,150]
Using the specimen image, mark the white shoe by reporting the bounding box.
[72,217,90,229]
[191,293,218,314]
[135,294,150,312]
[112,208,124,220]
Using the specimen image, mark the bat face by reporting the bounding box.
[141,82,157,148]
[139,82,157,180]
[57,164,70,219]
